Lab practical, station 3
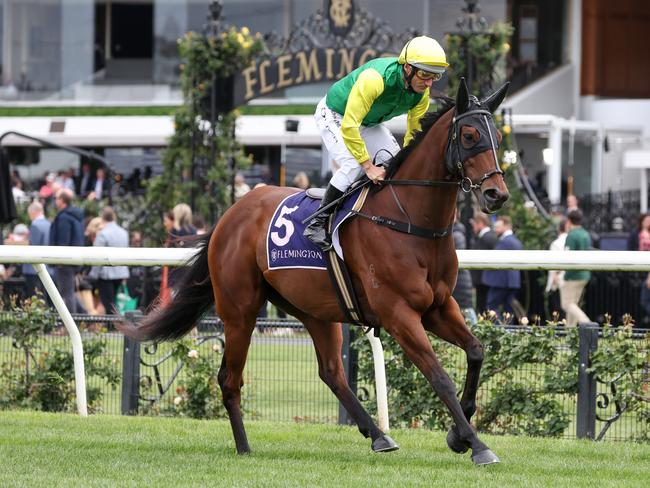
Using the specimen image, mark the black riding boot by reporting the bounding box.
[303,184,344,251]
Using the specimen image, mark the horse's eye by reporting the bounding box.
[463,133,474,143]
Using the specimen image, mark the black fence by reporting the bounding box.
[1,313,648,442]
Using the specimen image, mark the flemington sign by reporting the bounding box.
[237,47,382,102]
[222,0,416,108]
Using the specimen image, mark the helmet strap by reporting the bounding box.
[403,65,417,93]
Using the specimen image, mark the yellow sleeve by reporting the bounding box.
[341,69,385,163]
[404,89,430,147]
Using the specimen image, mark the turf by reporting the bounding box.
[0,411,648,487]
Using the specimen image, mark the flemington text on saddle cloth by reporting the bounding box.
[266,187,368,270]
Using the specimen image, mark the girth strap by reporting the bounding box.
[352,211,453,240]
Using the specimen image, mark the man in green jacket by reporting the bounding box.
[561,209,592,326]
[303,36,448,250]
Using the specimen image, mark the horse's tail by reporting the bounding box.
[118,229,215,342]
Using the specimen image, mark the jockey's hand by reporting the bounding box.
[362,160,386,184]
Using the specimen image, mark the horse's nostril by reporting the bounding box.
[484,189,508,204]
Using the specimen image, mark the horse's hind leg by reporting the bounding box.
[211,253,265,454]
[423,298,484,455]
[217,318,257,454]
[299,314,398,453]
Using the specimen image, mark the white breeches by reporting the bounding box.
[315,96,400,192]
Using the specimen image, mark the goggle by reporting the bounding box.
[412,67,443,81]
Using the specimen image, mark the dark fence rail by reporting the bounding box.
[1,313,648,442]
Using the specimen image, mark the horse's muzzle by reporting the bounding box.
[482,188,509,212]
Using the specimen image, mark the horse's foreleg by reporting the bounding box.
[423,299,483,454]
[301,316,398,453]
[384,306,498,465]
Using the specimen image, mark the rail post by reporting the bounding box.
[121,310,142,415]
[576,322,599,439]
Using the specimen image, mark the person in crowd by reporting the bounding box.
[170,203,197,247]
[303,35,448,250]
[56,169,75,192]
[50,188,86,313]
[76,163,95,198]
[89,167,110,201]
[159,211,175,305]
[452,210,477,324]
[471,213,498,314]
[2,223,29,285]
[565,194,579,214]
[635,214,650,324]
[193,215,207,235]
[127,230,147,308]
[22,201,52,298]
[39,173,60,202]
[293,171,311,190]
[166,204,198,289]
[88,206,129,314]
[481,216,523,320]
[233,172,251,202]
[78,216,106,315]
[11,176,29,205]
[545,218,568,318]
[560,209,592,327]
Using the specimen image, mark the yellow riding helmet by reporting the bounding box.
[398,36,449,74]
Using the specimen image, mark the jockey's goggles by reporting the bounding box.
[411,66,443,81]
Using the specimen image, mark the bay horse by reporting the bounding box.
[120,79,510,465]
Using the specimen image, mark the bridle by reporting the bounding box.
[444,107,504,192]
[352,105,503,240]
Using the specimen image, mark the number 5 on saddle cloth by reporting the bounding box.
[266,182,372,329]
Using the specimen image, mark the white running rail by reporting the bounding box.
[3,247,650,425]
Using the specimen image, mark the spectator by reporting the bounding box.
[11,177,29,205]
[193,215,207,235]
[76,163,95,198]
[56,169,75,192]
[2,223,29,284]
[452,211,477,324]
[545,218,568,318]
[481,216,523,320]
[470,213,498,314]
[88,206,129,314]
[293,171,311,190]
[560,209,592,327]
[127,230,146,308]
[636,214,650,323]
[22,201,52,298]
[39,173,60,201]
[170,203,197,247]
[566,194,579,214]
[89,167,110,201]
[50,189,86,313]
[233,172,251,201]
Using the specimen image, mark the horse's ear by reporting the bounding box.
[455,77,470,115]
[482,82,510,113]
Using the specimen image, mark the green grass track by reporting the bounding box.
[0,411,648,487]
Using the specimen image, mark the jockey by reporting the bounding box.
[304,36,448,251]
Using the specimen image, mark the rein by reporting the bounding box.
[356,108,502,240]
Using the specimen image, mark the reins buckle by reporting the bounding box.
[460,177,473,193]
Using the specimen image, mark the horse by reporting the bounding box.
[119,78,510,465]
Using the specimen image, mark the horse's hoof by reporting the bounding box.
[471,449,500,466]
[372,434,400,453]
[446,427,469,454]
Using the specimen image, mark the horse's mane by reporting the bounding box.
[384,96,455,180]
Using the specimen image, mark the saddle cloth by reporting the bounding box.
[266,188,367,270]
